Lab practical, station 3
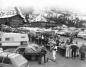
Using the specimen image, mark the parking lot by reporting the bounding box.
[28,52,86,67]
[27,36,86,67]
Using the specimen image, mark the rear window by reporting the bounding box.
[0,57,12,64]
[3,57,12,64]
[5,38,10,41]
[5,37,13,41]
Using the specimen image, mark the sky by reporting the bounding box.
[0,0,86,15]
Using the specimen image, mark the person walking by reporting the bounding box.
[79,44,86,60]
[52,45,57,62]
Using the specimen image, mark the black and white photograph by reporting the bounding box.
[0,0,86,67]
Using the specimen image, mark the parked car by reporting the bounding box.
[15,43,47,64]
[0,32,29,50]
[0,52,29,67]
[52,29,59,34]
[57,29,69,36]
[77,31,86,39]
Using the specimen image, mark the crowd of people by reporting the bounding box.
[28,32,86,62]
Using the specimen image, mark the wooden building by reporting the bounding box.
[0,14,25,28]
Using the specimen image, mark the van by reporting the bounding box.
[0,52,29,67]
[0,32,29,49]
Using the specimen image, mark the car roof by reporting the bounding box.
[0,52,20,58]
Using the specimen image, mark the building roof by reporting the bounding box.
[0,7,26,22]
[30,15,47,22]
[0,51,19,58]
[0,8,17,18]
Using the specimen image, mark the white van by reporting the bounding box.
[0,52,29,67]
[0,32,29,49]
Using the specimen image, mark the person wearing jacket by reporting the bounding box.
[70,42,79,58]
[79,44,86,60]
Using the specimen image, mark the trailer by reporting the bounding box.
[0,32,29,49]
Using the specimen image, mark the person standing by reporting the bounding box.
[65,43,71,58]
[41,35,44,45]
[70,42,79,58]
[66,39,70,45]
[47,36,57,62]
[52,45,57,62]
[56,37,60,46]
[79,44,86,60]
[48,36,55,51]
[69,36,74,44]
[47,45,57,62]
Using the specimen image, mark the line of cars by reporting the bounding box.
[2,25,86,40]
[52,27,86,39]
[0,43,47,67]
[52,27,78,36]
[4,43,47,64]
